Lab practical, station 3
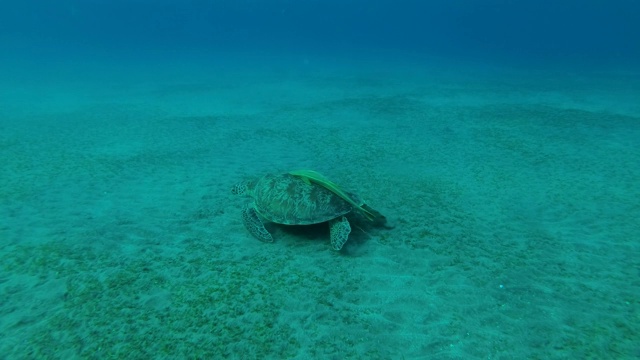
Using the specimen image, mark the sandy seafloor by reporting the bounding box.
[1,57,639,359]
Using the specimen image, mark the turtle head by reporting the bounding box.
[231,181,248,196]
[231,179,256,197]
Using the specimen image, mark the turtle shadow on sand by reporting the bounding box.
[273,212,384,248]
[232,170,388,251]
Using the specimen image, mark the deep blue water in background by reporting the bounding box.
[2,0,639,69]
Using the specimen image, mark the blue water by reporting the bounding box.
[3,1,640,65]
[1,1,639,359]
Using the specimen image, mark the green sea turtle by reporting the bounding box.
[232,170,384,250]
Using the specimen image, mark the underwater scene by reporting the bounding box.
[1,1,639,359]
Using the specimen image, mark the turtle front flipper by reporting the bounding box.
[329,216,351,250]
[241,204,274,243]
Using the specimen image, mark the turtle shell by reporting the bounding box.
[251,173,357,225]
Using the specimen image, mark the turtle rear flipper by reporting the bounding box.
[360,204,387,227]
[329,216,351,250]
[242,205,273,243]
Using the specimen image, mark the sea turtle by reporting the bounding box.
[232,170,384,250]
